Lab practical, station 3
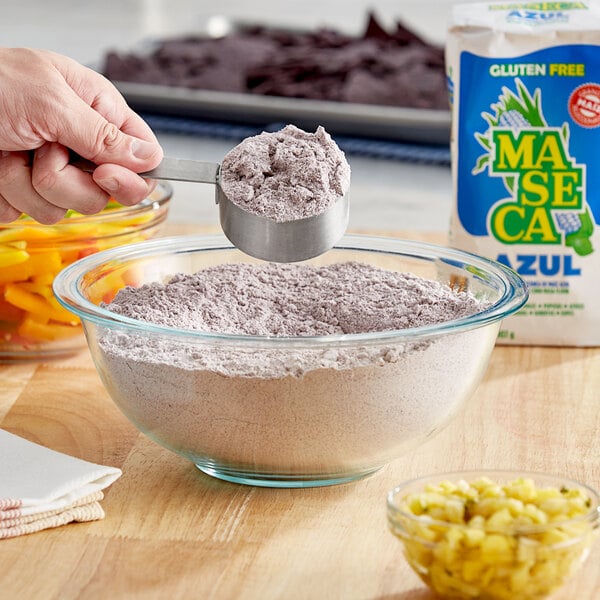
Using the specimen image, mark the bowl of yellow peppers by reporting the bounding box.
[0,183,172,361]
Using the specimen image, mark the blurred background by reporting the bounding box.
[1,0,465,233]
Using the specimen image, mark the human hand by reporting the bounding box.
[0,47,164,223]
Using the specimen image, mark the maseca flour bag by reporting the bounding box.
[447,2,600,345]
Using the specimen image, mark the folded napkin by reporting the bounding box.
[0,429,122,539]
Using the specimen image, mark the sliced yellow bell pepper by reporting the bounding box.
[16,282,54,299]
[4,282,72,323]
[18,317,80,341]
[0,244,30,268]
[46,297,79,326]
[26,251,63,277]
[0,226,58,244]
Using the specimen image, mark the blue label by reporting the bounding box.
[457,44,600,258]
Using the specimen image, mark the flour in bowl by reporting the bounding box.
[101,261,486,375]
[96,261,494,476]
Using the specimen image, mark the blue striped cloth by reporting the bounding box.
[141,113,451,166]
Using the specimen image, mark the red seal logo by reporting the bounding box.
[569,84,600,128]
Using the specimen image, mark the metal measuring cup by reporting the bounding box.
[77,156,349,263]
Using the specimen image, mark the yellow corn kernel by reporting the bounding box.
[463,526,485,547]
[468,514,486,529]
[437,480,460,495]
[507,477,539,503]
[475,497,501,517]
[540,527,570,545]
[523,502,548,524]
[444,499,466,523]
[421,492,450,509]
[480,533,514,563]
[540,497,569,516]
[461,559,483,583]
[486,508,513,532]
[505,497,525,516]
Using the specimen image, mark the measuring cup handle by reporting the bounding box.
[71,154,220,185]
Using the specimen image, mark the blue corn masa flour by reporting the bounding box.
[447,1,600,345]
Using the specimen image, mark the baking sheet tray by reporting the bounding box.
[113,81,451,145]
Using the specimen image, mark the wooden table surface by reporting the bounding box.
[1,227,599,600]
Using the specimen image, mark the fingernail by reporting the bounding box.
[97,177,119,193]
[132,139,158,161]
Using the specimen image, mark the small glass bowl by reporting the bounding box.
[53,235,527,487]
[387,470,600,599]
[0,183,172,362]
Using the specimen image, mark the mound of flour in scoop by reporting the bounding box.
[101,261,487,377]
[219,125,351,222]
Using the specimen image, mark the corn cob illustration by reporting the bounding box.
[555,212,583,234]
[473,79,549,181]
[555,210,594,256]
[497,109,531,130]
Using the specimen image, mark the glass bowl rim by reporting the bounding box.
[387,468,600,537]
[0,182,173,229]
[53,233,529,347]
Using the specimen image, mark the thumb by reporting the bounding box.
[54,95,162,171]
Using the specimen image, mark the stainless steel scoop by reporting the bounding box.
[75,156,349,263]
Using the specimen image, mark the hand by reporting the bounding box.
[0,47,164,223]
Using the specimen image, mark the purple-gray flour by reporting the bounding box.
[218,125,351,222]
[97,261,495,473]
[105,261,482,337]
[100,261,488,376]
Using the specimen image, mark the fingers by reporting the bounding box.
[0,195,23,223]
[0,49,164,222]
[0,144,159,223]
[31,142,110,214]
[57,70,163,202]
[11,49,163,175]
[92,164,158,206]
[32,142,156,212]
[0,150,66,224]
[49,84,163,173]
[48,53,160,144]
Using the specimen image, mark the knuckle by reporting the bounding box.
[89,121,122,161]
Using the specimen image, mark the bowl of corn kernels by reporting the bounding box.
[387,470,599,599]
[0,183,172,361]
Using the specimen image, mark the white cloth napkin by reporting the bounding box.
[0,429,122,539]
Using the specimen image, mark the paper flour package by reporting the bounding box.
[447,2,600,345]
